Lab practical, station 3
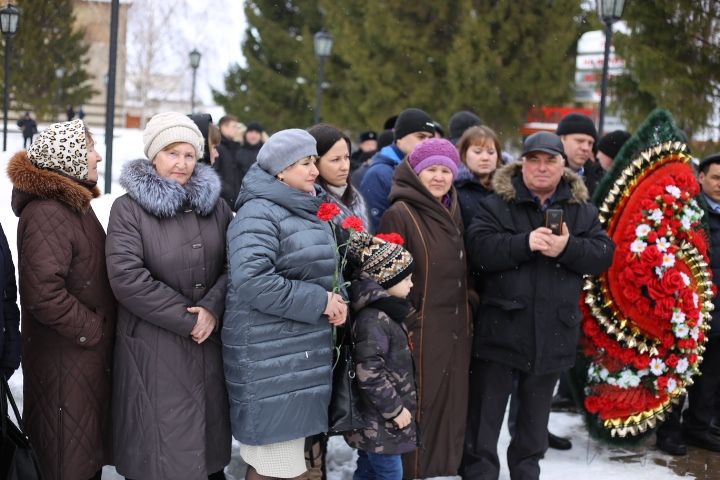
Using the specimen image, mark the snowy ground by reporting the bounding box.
[0,126,703,479]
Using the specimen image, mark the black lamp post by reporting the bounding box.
[0,3,20,152]
[597,0,625,137]
[189,48,201,113]
[313,30,332,125]
[55,67,64,122]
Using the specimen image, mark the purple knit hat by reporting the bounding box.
[408,138,460,177]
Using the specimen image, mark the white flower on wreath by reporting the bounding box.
[693,292,699,308]
[680,272,691,287]
[666,377,678,393]
[655,266,664,278]
[649,209,664,223]
[631,239,647,253]
[607,376,618,386]
[636,224,652,237]
[690,327,700,341]
[676,358,690,374]
[656,237,671,252]
[650,358,666,376]
[662,253,676,268]
[599,368,609,381]
[680,216,693,231]
[666,185,682,199]
[619,369,641,388]
[674,322,690,338]
[671,310,686,324]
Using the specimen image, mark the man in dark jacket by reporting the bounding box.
[214,115,244,209]
[360,108,435,232]
[235,121,264,185]
[656,153,720,456]
[17,111,38,149]
[463,132,614,480]
[556,113,604,197]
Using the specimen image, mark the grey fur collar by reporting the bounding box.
[491,161,588,204]
[119,159,221,218]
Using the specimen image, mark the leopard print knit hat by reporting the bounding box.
[27,119,89,180]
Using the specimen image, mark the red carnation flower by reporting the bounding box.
[341,216,365,232]
[317,202,341,221]
[376,232,405,246]
[666,354,679,369]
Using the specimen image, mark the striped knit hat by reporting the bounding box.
[347,232,414,288]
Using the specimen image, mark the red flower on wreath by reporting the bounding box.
[376,232,405,246]
[317,202,341,221]
[341,215,365,232]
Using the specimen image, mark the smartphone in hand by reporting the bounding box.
[545,209,563,235]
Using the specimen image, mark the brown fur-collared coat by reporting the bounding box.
[8,151,116,480]
[378,159,472,479]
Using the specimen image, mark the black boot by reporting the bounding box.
[656,431,687,456]
[684,429,720,452]
[548,431,572,450]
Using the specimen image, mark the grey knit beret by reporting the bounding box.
[143,111,204,161]
[257,128,317,176]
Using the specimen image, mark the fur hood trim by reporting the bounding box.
[119,159,221,218]
[491,161,588,204]
[7,150,99,214]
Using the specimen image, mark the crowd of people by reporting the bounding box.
[0,105,717,480]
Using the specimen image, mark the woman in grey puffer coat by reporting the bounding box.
[106,112,232,480]
[223,129,347,480]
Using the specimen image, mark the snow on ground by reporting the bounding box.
[0,127,699,479]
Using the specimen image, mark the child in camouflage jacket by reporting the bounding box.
[343,232,418,480]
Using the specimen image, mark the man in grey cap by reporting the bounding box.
[463,132,614,480]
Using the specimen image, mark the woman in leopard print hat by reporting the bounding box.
[7,119,116,480]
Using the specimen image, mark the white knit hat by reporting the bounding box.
[143,112,204,161]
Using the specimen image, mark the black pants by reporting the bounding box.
[685,336,720,432]
[658,336,720,438]
[463,359,560,480]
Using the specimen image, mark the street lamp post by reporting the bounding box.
[0,3,20,152]
[189,48,201,113]
[55,67,65,122]
[597,0,625,137]
[313,30,333,125]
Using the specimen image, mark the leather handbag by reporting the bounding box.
[0,376,43,480]
[327,320,368,434]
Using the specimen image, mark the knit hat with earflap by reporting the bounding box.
[27,119,89,180]
[143,111,205,162]
[347,232,414,289]
[408,138,461,178]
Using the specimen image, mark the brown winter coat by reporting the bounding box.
[106,159,232,479]
[378,159,472,478]
[8,151,116,480]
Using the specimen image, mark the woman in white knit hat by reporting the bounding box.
[106,112,233,480]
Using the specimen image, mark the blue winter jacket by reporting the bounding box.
[360,145,404,232]
[223,163,338,445]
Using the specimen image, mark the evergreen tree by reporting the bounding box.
[612,1,720,136]
[319,0,463,133]
[212,0,324,130]
[444,0,588,141]
[2,0,95,120]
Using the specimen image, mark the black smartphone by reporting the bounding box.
[545,209,563,235]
